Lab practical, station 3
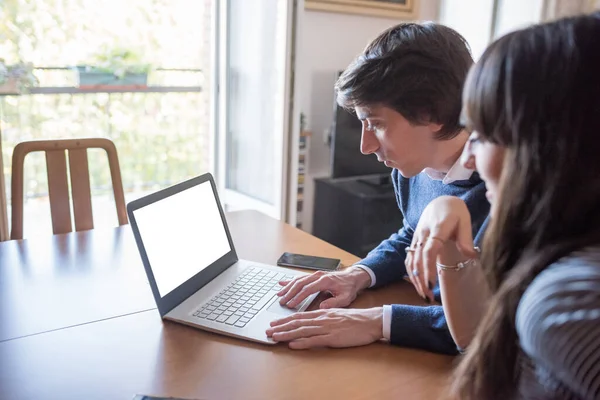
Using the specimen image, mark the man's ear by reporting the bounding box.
[429,123,444,134]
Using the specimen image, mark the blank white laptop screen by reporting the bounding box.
[132,181,232,297]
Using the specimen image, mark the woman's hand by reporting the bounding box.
[405,196,478,301]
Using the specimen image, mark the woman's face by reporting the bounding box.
[461,131,506,209]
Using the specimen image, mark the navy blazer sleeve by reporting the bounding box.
[355,168,490,355]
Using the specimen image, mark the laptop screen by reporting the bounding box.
[132,180,232,298]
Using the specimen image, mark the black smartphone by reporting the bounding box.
[276,252,341,271]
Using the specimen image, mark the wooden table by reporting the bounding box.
[0,226,155,342]
[0,210,453,400]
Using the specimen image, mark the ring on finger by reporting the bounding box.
[427,236,446,244]
[405,246,416,253]
[412,268,419,277]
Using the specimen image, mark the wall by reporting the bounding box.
[438,0,495,59]
[493,0,543,38]
[298,0,440,232]
[541,0,600,22]
[297,0,599,234]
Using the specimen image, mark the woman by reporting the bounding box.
[405,12,600,400]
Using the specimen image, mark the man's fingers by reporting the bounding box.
[285,279,330,308]
[267,317,317,336]
[269,310,325,327]
[277,279,295,297]
[278,272,324,304]
[271,326,327,342]
[277,274,314,297]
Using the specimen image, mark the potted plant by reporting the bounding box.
[76,47,151,89]
[0,60,39,94]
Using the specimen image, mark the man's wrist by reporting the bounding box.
[368,306,384,340]
[346,266,373,290]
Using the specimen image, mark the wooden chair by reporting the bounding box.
[10,138,128,240]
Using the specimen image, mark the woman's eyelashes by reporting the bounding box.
[468,133,483,146]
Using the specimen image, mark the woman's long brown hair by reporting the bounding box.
[453,12,600,399]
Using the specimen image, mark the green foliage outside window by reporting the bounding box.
[0,0,213,205]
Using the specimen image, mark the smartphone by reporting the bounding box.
[276,252,341,271]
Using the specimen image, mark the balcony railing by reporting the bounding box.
[0,67,211,237]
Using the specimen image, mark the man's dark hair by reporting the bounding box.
[335,22,473,140]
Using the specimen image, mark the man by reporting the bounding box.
[266,22,490,355]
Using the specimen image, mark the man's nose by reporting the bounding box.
[360,128,379,155]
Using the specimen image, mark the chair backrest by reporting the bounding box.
[10,138,128,240]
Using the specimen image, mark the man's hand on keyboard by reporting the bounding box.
[266,307,384,349]
[276,267,372,310]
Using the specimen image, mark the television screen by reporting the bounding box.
[330,104,392,179]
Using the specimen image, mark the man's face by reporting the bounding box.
[355,105,440,178]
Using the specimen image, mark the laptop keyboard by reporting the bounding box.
[192,267,295,328]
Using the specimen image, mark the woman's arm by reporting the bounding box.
[405,195,491,351]
[437,243,491,351]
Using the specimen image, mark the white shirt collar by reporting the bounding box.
[422,155,474,185]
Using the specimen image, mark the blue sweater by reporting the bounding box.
[358,169,490,355]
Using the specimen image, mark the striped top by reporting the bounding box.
[516,249,600,399]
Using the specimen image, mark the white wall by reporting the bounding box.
[297,0,592,233]
[296,0,438,233]
[493,0,543,38]
[438,0,495,60]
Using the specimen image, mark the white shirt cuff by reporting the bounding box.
[354,264,376,288]
[382,305,392,341]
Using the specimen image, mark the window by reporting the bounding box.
[0,0,214,237]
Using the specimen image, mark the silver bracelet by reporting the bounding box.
[436,247,481,272]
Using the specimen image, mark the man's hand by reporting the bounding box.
[276,267,372,309]
[266,307,383,349]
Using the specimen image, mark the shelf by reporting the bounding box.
[1,86,203,96]
[294,130,311,230]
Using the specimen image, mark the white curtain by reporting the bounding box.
[0,128,9,241]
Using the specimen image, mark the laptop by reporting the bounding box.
[126,173,319,344]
